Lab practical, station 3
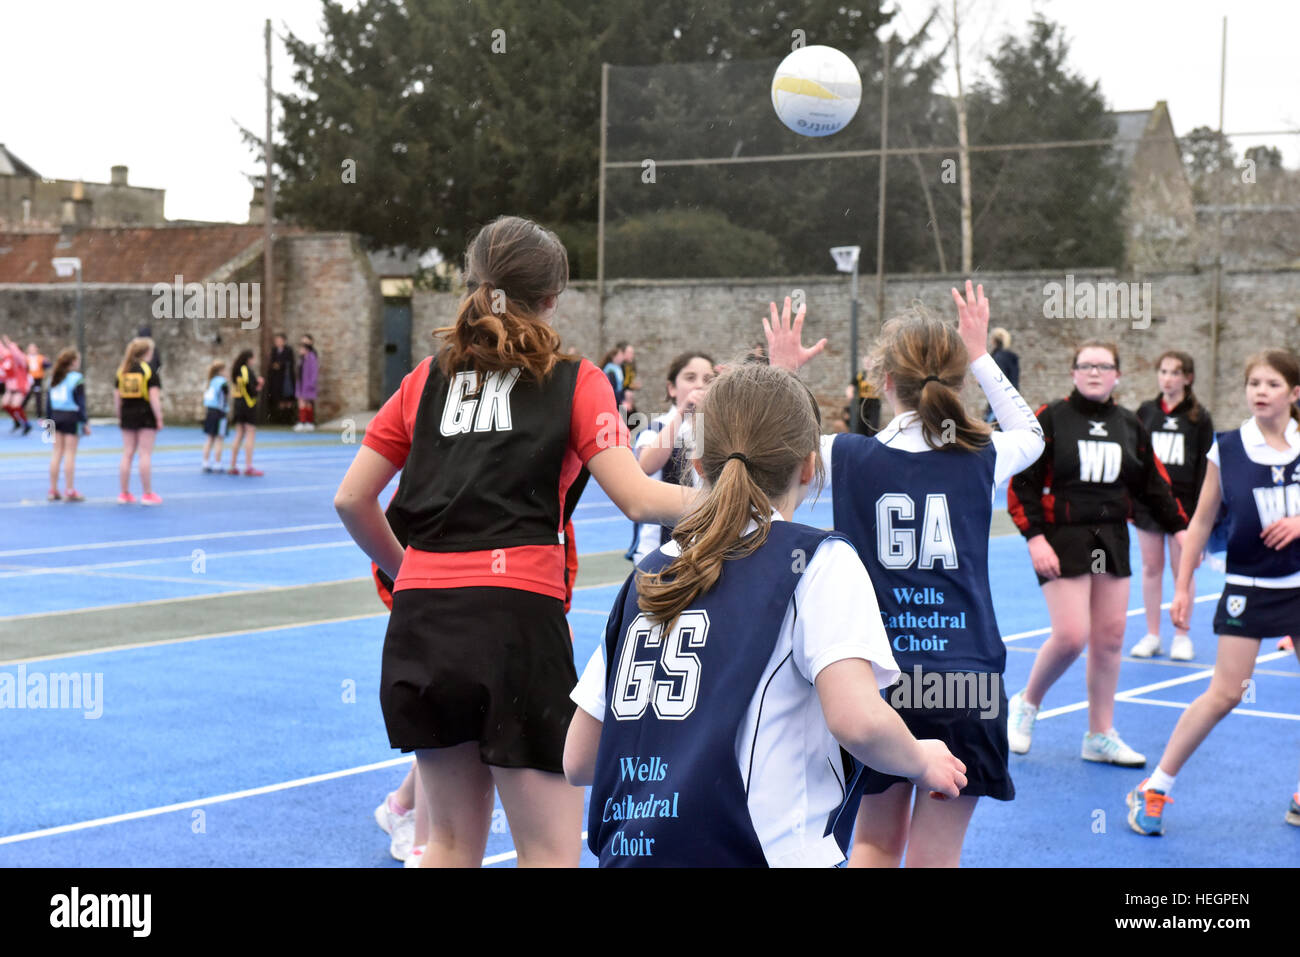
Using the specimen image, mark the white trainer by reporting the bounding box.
[389,811,417,862]
[1130,633,1162,658]
[1082,728,1146,767]
[1006,690,1038,754]
[403,845,426,868]
[1169,633,1194,661]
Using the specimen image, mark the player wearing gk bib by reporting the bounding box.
[46,348,90,502]
[1127,349,1300,835]
[566,361,966,867]
[336,216,695,867]
[769,282,1043,867]
[1006,340,1188,768]
[1131,350,1215,661]
[632,351,713,564]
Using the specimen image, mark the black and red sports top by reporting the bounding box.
[1009,390,1188,538]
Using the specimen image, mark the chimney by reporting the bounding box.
[248,184,265,225]
[111,165,128,186]
[61,198,77,226]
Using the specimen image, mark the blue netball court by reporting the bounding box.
[1,425,1296,867]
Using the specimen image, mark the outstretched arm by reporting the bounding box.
[764,296,827,373]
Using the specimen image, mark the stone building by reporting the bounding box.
[0,144,166,229]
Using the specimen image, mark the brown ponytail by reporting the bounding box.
[50,348,78,387]
[636,362,823,635]
[436,216,571,383]
[868,306,991,452]
[117,337,153,380]
[1244,349,1300,426]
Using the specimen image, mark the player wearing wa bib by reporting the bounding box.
[579,520,898,866]
[1210,422,1300,637]
[1133,394,1214,531]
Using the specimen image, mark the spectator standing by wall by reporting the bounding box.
[295,334,319,432]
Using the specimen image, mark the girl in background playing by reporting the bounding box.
[1127,349,1300,835]
[46,348,89,502]
[1130,351,1214,661]
[202,360,229,473]
[631,351,714,564]
[564,361,965,867]
[227,349,263,476]
[768,283,1044,867]
[1006,341,1188,767]
[114,337,163,505]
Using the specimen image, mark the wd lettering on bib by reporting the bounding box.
[440,368,521,435]
[1151,431,1186,466]
[1077,440,1122,482]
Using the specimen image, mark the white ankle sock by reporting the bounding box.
[1148,767,1176,793]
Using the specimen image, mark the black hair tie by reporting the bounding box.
[922,375,943,387]
[726,452,752,469]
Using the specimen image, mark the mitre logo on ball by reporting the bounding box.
[771,45,863,137]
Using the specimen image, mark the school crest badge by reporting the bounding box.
[1226,595,1247,618]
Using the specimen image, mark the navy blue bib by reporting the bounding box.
[831,433,1003,673]
[590,521,862,867]
[1217,429,1300,578]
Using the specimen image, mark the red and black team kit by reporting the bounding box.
[1009,390,1188,584]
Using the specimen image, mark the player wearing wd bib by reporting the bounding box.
[587,523,880,866]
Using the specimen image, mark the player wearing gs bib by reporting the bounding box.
[46,348,90,502]
[564,361,966,867]
[335,215,694,868]
[1130,350,1215,661]
[769,283,1043,867]
[1006,340,1188,769]
[1128,349,1300,835]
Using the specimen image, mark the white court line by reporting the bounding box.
[0,756,412,847]
[1037,650,1295,720]
[0,452,360,480]
[0,484,337,509]
[1120,696,1300,721]
[0,522,343,558]
[50,569,265,589]
[0,609,388,667]
[1001,592,1222,643]
[0,575,371,624]
[0,539,355,580]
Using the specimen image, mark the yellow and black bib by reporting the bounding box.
[117,361,153,400]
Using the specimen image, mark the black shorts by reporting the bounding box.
[1212,584,1300,639]
[861,673,1014,801]
[119,402,157,431]
[230,400,256,426]
[1037,523,1131,585]
[380,585,577,772]
[50,411,81,435]
[1131,493,1195,534]
[202,408,227,437]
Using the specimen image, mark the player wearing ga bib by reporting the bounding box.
[578,521,899,867]
[1132,394,1214,531]
[48,369,86,436]
[1210,422,1300,638]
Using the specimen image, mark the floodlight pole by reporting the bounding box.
[75,264,84,379]
[832,245,862,431]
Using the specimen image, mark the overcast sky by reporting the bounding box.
[5,0,1296,224]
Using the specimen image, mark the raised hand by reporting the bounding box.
[950,280,989,362]
[763,296,826,373]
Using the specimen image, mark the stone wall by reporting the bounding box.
[414,266,1299,429]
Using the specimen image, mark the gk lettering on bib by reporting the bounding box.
[439,368,521,435]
